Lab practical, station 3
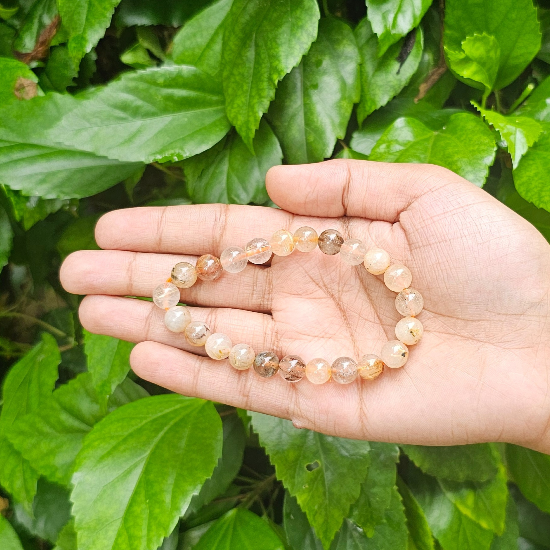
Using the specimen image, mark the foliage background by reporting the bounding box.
[1,0,550,548]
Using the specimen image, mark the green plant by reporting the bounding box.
[1,0,550,548]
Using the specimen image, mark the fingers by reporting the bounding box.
[95,203,298,255]
[61,250,272,312]
[79,295,275,356]
[266,160,462,222]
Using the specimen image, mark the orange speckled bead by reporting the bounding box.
[229,343,255,370]
[270,229,295,256]
[305,358,331,384]
[384,264,412,292]
[245,238,272,264]
[364,248,391,275]
[279,355,305,382]
[171,262,198,288]
[395,317,424,345]
[184,321,211,346]
[381,340,409,368]
[205,333,233,360]
[196,254,223,281]
[293,226,318,252]
[357,354,384,380]
[153,282,180,309]
[332,357,358,384]
[395,288,424,316]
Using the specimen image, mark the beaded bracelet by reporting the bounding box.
[152,227,424,385]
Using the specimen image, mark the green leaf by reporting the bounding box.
[185,413,246,516]
[57,215,101,258]
[513,484,550,549]
[397,477,435,550]
[49,66,231,163]
[120,42,155,70]
[13,0,58,54]
[0,205,13,273]
[40,45,80,92]
[473,102,542,168]
[506,444,550,514]
[369,112,497,187]
[349,442,399,536]
[355,17,423,124]
[268,17,359,164]
[12,478,72,543]
[58,0,121,61]
[283,493,324,550]
[194,509,284,550]
[222,0,320,150]
[172,0,233,78]
[334,148,369,160]
[7,373,145,485]
[54,520,77,550]
[0,57,39,103]
[185,120,281,204]
[402,444,500,482]
[0,333,59,508]
[0,515,23,550]
[490,497,519,550]
[249,412,370,549]
[116,0,216,26]
[71,395,223,550]
[445,34,500,93]
[84,331,134,405]
[513,122,550,211]
[0,22,16,57]
[516,76,550,122]
[443,0,541,90]
[407,467,495,550]
[365,0,433,56]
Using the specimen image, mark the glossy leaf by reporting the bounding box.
[40,46,80,92]
[268,17,360,164]
[397,477,435,550]
[249,412,370,548]
[369,112,497,186]
[172,0,233,77]
[71,395,223,550]
[222,0,320,150]
[13,0,58,54]
[474,102,542,168]
[355,17,423,123]
[58,0,121,61]
[445,34,500,92]
[0,515,23,550]
[185,120,282,204]
[402,444,500,482]
[7,373,147,485]
[365,0,432,56]
[194,509,284,550]
[283,493,324,550]
[0,57,39,103]
[514,122,550,211]
[0,205,13,273]
[491,498,519,550]
[513,484,550,549]
[0,333,59,508]
[84,331,134,404]
[517,76,550,122]
[506,444,550,514]
[50,66,231,163]
[116,0,216,26]
[349,442,399,536]
[444,0,541,89]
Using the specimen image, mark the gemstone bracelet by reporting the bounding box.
[152,227,423,385]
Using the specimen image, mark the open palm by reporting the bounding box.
[60,160,550,453]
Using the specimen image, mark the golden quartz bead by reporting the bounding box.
[381,340,409,368]
[395,317,424,345]
[171,262,198,288]
[357,354,384,380]
[331,357,358,384]
[205,333,233,360]
[253,351,280,378]
[318,229,344,255]
[184,321,211,346]
[305,358,331,384]
[384,264,412,292]
[270,229,295,256]
[279,355,306,382]
[293,226,318,252]
[364,247,391,275]
[395,288,424,316]
[229,343,256,370]
[196,254,223,281]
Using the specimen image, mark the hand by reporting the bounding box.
[60,160,550,453]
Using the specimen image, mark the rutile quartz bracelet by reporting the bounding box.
[152,227,424,385]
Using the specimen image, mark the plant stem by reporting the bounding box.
[322,0,330,17]
[494,90,503,113]
[0,312,69,339]
[509,83,536,113]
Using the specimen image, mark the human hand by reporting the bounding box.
[60,160,550,453]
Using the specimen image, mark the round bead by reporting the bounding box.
[364,248,391,275]
[270,229,295,256]
[205,333,233,360]
[279,355,305,382]
[229,343,255,370]
[220,246,247,274]
[384,264,412,292]
[305,358,331,384]
[357,354,384,380]
[171,262,198,288]
[245,238,272,264]
[164,306,191,333]
[318,229,344,255]
[340,239,367,266]
[253,351,280,378]
[184,321,211,346]
[395,316,424,345]
[196,254,223,281]
[331,357,358,384]
[293,226,318,252]
[153,282,180,309]
[395,288,424,317]
[380,340,409,368]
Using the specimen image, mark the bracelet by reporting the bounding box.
[152,227,424,385]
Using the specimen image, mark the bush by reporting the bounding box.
[1,0,550,549]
